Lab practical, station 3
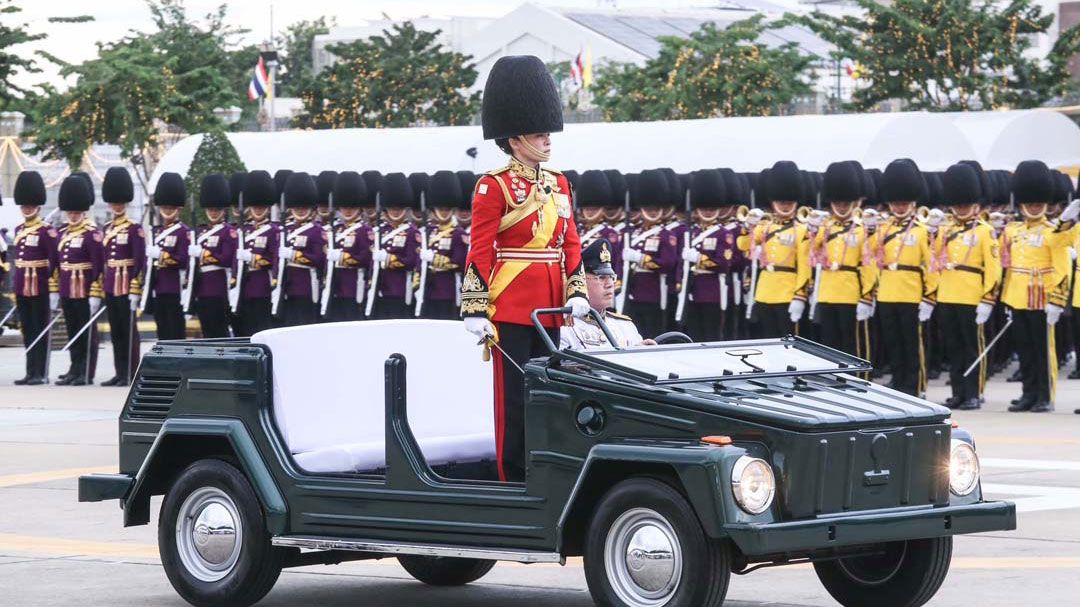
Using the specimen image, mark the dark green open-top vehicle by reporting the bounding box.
[80,308,1014,607]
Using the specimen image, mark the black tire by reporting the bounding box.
[814,537,953,607]
[583,477,730,607]
[397,555,496,586]
[159,459,284,607]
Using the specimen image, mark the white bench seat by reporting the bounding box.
[252,320,495,474]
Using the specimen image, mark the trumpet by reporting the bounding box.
[796,206,812,222]
[736,205,771,226]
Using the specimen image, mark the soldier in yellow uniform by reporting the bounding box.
[808,161,877,357]
[1003,161,1078,412]
[933,164,1002,410]
[739,161,811,338]
[869,160,937,397]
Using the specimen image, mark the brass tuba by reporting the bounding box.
[796,206,812,223]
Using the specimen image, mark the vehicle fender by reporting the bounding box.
[122,418,287,534]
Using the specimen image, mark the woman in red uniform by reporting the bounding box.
[460,55,590,482]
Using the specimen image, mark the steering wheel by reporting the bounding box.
[653,331,693,345]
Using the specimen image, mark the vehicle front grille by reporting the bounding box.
[128,374,182,420]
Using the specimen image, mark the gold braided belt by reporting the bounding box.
[16,259,50,296]
[495,247,563,263]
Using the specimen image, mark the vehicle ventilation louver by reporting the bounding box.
[129,375,181,420]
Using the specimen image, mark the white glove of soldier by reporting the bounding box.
[49,293,60,311]
[464,316,493,339]
[278,245,294,261]
[807,210,828,229]
[374,249,390,264]
[420,248,436,263]
[1070,246,1078,261]
[624,248,644,264]
[861,209,880,230]
[856,301,875,321]
[146,244,162,260]
[681,247,701,264]
[89,297,102,314]
[187,243,202,258]
[788,299,806,323]
[328,249,344,263]
[237,248,253,263]
[975,301,993,325]
[1046,303,1064,326]
[568,296,591,319]
[1060,199,1080,223]
[745,208,765,227]
[925,208,946,233]
[129,293,140,311]
[918,300,935,322]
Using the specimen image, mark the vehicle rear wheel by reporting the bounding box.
[814,537,953,607]
[584,478,730,607]
[397,555,496,586]
[159,459,284,607]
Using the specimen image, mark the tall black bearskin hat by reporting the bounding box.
[925,172,944,206]
[959,160,991,204]
[380,172,416,208]
[630,169,669,209]
[881,160,925,203]
[799,171,816,207]
[408,172,430,207]
[58,174,94,211]
[822,161,863,203]
[154,172,186,207]
[316,171,338,205]
[199,174,230,209]
[942,164,982,206]
[577,170,612,208]
[989,170,1011,206]
[765,161,802,203]
[603,170,627,206]
[14,171,46,206]
[70,171,95,203]
[865,168,883,205]
[1011,160,1054,205]
[623,172,639,204]
[755,169,770,208]
[690,169,726,209]
[427,170,463,208]
[562,169,581,194]
[332,171,367,208]
[716,169,738,205]
[1052,170,1074,204]
[273,169,293,203]
[455,171,478,210]
[678,173,693,205]
[228,172,246,205]
[361,170,383,206]
[656,168,680,206]
[102,167,134,204]
[283,172,318,208]
[243,170,277,207]
[481,55,564,140]
[734,173,753,207]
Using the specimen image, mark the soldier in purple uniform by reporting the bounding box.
[11,171,57,385]
[371,173,420,320]
[623,169,678,339]
[419,171,468,320]
[226,172,247,337]
[191,174,237,338]
[716,170,749,340]
[236,171,280,336]
[53,176,104,386]
[278,172,326,327]
[316,170,338,227]
[576,170,624,280]
[145,173,190,341]
[325,171,374,322]
[99,168,145,386]
[678,169,736,342]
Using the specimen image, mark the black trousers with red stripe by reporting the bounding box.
[492,321,559,483]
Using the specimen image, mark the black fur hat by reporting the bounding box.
[630,169,669,209]
[577,170,612,208]
[603,170,626,206]
[799,171,816,207]
[361,171,383,206]
[455,171,477,210]
[717,169,739,205]
[959,160,990,204]
[865,168,882,205]
[154,172,186,207]
[58,175,93,211]
[481,55,563,140]
[989,170,1011,206]
[1011,160,1054,205]
[243,170,277,207]
[427,170,463,208]
[657,168,680,206]
[690,169,726,209]
[199,174,230,209]
[332,171,367,208]
[13,171,46,206]
[822,161,863,203]
[1052,170,1074,204]
[273,169,293,202]
[70,171,95,204]
[942,164,982,206]
[380,172,416,208]
[283,172,318,208]
[408,172,430,207]
[229,172,246,205]
[316,171,338,205]
[562,169,580,194]
[881,160,925,203]
[765,161,802,203]
[101,167,134,204]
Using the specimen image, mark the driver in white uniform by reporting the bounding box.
[561,239,656,350]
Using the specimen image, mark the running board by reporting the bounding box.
[271,536,564,564]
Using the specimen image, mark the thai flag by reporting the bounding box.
[570,51,584,86]
[247,57,269,100]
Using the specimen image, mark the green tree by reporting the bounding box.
[0,0,45,106]
[795,0,1080,111]
[591,15,816,121]
[275,16,335,97]
[183,128,245,223]
[296,22,480,129]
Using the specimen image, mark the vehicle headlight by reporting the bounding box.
[731,456,775,514]
[949,439,980,496]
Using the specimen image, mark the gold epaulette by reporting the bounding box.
[543,167,562,175]
[606,310,632,321]
[485,166,510,177]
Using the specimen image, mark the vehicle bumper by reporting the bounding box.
[78,473,134,502]
[724,500,1016,556]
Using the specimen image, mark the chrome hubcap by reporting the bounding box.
[175,487,242,582]
[605,508,682,606]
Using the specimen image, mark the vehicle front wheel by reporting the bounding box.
[159,459,284,607]
[397,555,496,586]
[584,477,730,607]
[814,537,953,607]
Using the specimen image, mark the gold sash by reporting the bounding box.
[488,188,558,309]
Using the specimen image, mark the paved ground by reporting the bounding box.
[0,342,1079,606]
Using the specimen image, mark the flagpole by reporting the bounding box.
[268,4,276,132]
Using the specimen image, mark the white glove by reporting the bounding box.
[975,302,993,325]
[1046,303,1064,326]
[918,300,935,322]
[464,316,493,339]
[1070,246,1078,261]
[1060,199,1080,223]
[856,301,875,321]
[328,249,344,263]
[926,208,946,231]
[745,208,765,226]
[681,247,701,263]
[237,248,253,262]
[568,296,591,319]
[807,210,828,228]
[861,210,880,229]
[374,249,390,263]
[129,294,140,311]
[187,243,202,257]
[49,293,60,311]
[788,299,806,323]
[89,297,102,314]
[624,248,644,263]
[146,244,162,260]
[278,245,294,261]
[420,248,436,263]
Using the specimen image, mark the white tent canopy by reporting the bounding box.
[149,110,1080,190]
